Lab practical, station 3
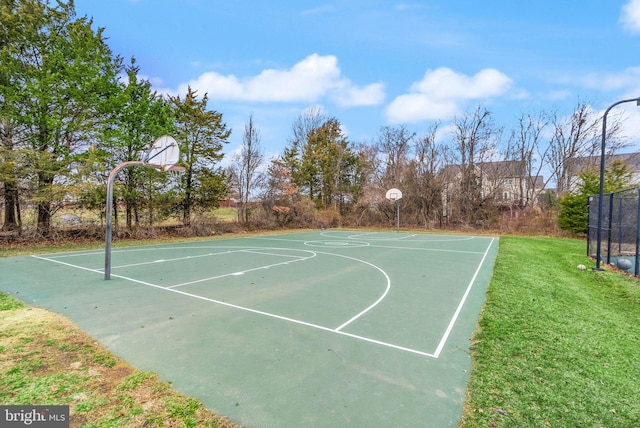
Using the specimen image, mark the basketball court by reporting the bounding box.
[0,230,498,427]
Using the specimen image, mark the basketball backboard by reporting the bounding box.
[143,135,180,171]
[386,188,403,201]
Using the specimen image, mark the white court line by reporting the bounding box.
[432,237,496,358]
[320,231,478,242]
[31,255,104,274]
[310,251,391,332]
[257,235,484,254]
[30,237,496,359]
[367,244,483,255]
[113,248,306,270]
[104,272,436,358]
[30,254,431,357]
[114,250,235,269]
[167,252,317,288]
[239,249,307,259]
[34,250,104,259]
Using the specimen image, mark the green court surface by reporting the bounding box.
[0,230,498,427]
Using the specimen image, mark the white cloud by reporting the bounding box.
[172,54,384,107]
[301,5,337,16]
[386,94,459,122]
[395,3,423,12]
[385,67,513,123]
[581,66,640,93]
[621,0,640,33]
[331,82,386,107]
[547,89,572,100]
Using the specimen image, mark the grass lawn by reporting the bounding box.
[1,233,639,426]
[0,295,241,427]
[461,235,640,427]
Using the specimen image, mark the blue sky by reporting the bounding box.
[74,0,640,162]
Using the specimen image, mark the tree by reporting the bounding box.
[404,123,446,227]
[101,58,173,229]
[372,124,415,223]
[170,87,231,226]
[548,101,623,197]
[282,107,325,201]
[0,0,122,235]
[447,107,501,225]
[282,109,360,212]
[227,114,264,223]
[506,110,552,209]
[261,158,298,225]
[0,116,23,231]
[558,160,633,234]
[375,124,415,189]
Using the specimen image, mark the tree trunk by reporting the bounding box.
[36,172,54,236]
[2,181,20,231]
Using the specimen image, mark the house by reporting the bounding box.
[564,152,640,192]
[440,160,545,219]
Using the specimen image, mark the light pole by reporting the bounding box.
[594,97,640,270]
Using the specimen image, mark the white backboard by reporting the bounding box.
[386,188,403,201]
[143,135,179,170]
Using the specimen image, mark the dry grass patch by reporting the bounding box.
[0,300,241,428]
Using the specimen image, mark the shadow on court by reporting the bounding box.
[0,231,498,427]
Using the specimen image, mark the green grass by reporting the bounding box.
[214,207,238,222]
[461,236,640,427]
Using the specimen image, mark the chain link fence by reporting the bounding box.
[588,187,640,275]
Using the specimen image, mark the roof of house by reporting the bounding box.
[440,160,527,179]
[565,152,640,176]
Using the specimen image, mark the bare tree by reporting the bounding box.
[505,110,552,208]
[227,114,265,223]
[447,107,502,225]
[290,106,325,148]
[373,124,416,224]
[548,101,610,197]
[375,124,415,188]
[405,122,446,227]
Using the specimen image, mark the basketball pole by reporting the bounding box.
[105,161,145,280]
[104,161,184,280]
[385,188,402,234]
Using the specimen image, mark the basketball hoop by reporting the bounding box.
[386,188,403,202]
[104,136,183,280]
[143,135,180,171]
[386,188,402,233]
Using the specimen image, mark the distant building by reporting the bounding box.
[441,160,545,219]
[565,152,640,191]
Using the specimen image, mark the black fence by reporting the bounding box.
[588,187,640,275]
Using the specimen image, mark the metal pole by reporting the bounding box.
[594,97,640,270]
[635,188,640,276]
[105,161,145,280]
[606,192,614,265]
[396,200,400,233]
[587,196,592,256]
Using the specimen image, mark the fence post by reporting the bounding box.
[618,196,623,257]
[635,188,640,276]
[587,196,592,257]
[606,192,614,265]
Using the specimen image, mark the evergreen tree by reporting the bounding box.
[0,0,122,235]
[558,160,633,234]
[170,87,231,225]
